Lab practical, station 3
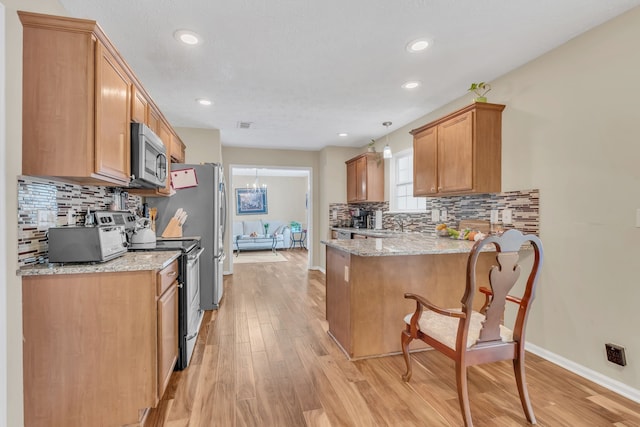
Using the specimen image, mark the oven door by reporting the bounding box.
[185,247,204,365]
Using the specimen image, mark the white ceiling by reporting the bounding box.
[58,0,640,151]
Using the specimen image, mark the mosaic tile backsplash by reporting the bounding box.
[329,189,539,235]
[17,176,143,266]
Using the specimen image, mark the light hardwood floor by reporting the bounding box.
[145,249,640,426]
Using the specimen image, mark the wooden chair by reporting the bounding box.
[401,229,543,427]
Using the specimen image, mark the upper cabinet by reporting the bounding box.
[346,153,384,203]
[410,102,505,197]
[19,11,185,191]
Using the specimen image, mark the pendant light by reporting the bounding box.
[382,121,393,159]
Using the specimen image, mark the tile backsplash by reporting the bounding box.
[17,176,143,266]
[329,189,539,235]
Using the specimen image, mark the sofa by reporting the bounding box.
[232,219,291,253]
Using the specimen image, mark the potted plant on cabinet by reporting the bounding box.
[468,82,491,102]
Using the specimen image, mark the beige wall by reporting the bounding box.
[317,146,361,267]
[231,175,308,225]
[380,7,640,393]
[175,126,221,164]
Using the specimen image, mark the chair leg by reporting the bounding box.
[455,362,473,427]
[513,356,537,424]
[401,330,413,382]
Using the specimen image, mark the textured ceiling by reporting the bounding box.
[58,0,640,151]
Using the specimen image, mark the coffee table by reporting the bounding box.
[234,234,277,256]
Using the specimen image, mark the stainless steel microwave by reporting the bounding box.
[130,122,168,188]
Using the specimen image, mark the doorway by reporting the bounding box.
[228,165,312,273]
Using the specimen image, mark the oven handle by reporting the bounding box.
[187,247,205,261]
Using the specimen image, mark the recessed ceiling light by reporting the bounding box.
[338,133,348,137]
[196,98,212,106]
[402,81,421,90]
[174,30,201,45]
[406,39,430,52]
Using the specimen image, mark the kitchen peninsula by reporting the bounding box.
[323,232,497,359]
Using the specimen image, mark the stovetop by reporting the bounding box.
[128,238,199,253]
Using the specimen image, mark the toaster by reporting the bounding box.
[48,225,127,263]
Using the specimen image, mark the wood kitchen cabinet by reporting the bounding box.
[346,152,384,203]
[411,102,505,196]
[171,133,186,163]
[21,259,179,427]
[132,84,149,124]
[156,260,179,400]
[19,11,187,191]
[20,11,132,186]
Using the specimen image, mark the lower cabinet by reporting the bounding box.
[157,277,178,400]
[21,260,179,427]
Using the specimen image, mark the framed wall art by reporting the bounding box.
[236,188,268,215]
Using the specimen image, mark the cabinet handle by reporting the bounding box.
[431,187,435,192]
[438,186,442,191]
[168,271,177,277]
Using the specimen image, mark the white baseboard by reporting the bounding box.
[525,342,640,403]
[310,265,325,274]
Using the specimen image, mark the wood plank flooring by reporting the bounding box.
[145,249,640,426]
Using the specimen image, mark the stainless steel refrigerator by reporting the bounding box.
[148,163,227,310]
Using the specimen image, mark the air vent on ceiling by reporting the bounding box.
[237,121,253,129]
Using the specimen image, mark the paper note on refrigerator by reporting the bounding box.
[171,168,198,189]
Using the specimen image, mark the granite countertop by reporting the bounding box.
[323,230,487,256]
[17,250,182,276]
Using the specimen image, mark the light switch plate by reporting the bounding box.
[431,209,440,222]
[440,210,447,221]
[502,209,513,225]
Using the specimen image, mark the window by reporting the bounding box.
[390,148,426,212]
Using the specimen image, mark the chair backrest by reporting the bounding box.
[462,229,543,346]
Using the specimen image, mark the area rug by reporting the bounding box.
[233,251,288,264]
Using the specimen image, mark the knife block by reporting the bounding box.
[161,218,183,238]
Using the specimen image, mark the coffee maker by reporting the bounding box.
[351,209,371,229]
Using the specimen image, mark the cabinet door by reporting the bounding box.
[437,111,473,193]
[131,85,148,124]
[148,107,161,135]
[346,160,357,202]
[413,126,438,196]
[326,247,351,354]
[94,42,131,183]
[157,282,178,400]
[355,156,367,201]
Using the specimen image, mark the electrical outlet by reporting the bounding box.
[440,209,447,221]
[605,343,627,366]
[490,209,499,224]
[502,209,513,225]
[37,210,56,231]
[332,210,338,220]
[431,209,440,222]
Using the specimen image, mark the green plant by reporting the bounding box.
[468,82,492,101]
[367,139,377,152]
[290,221,301,232]
[263,222,269,234]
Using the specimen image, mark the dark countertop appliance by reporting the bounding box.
[47,224,127,263]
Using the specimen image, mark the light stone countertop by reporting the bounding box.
[17,250,182,276]
[323,229,488,257]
